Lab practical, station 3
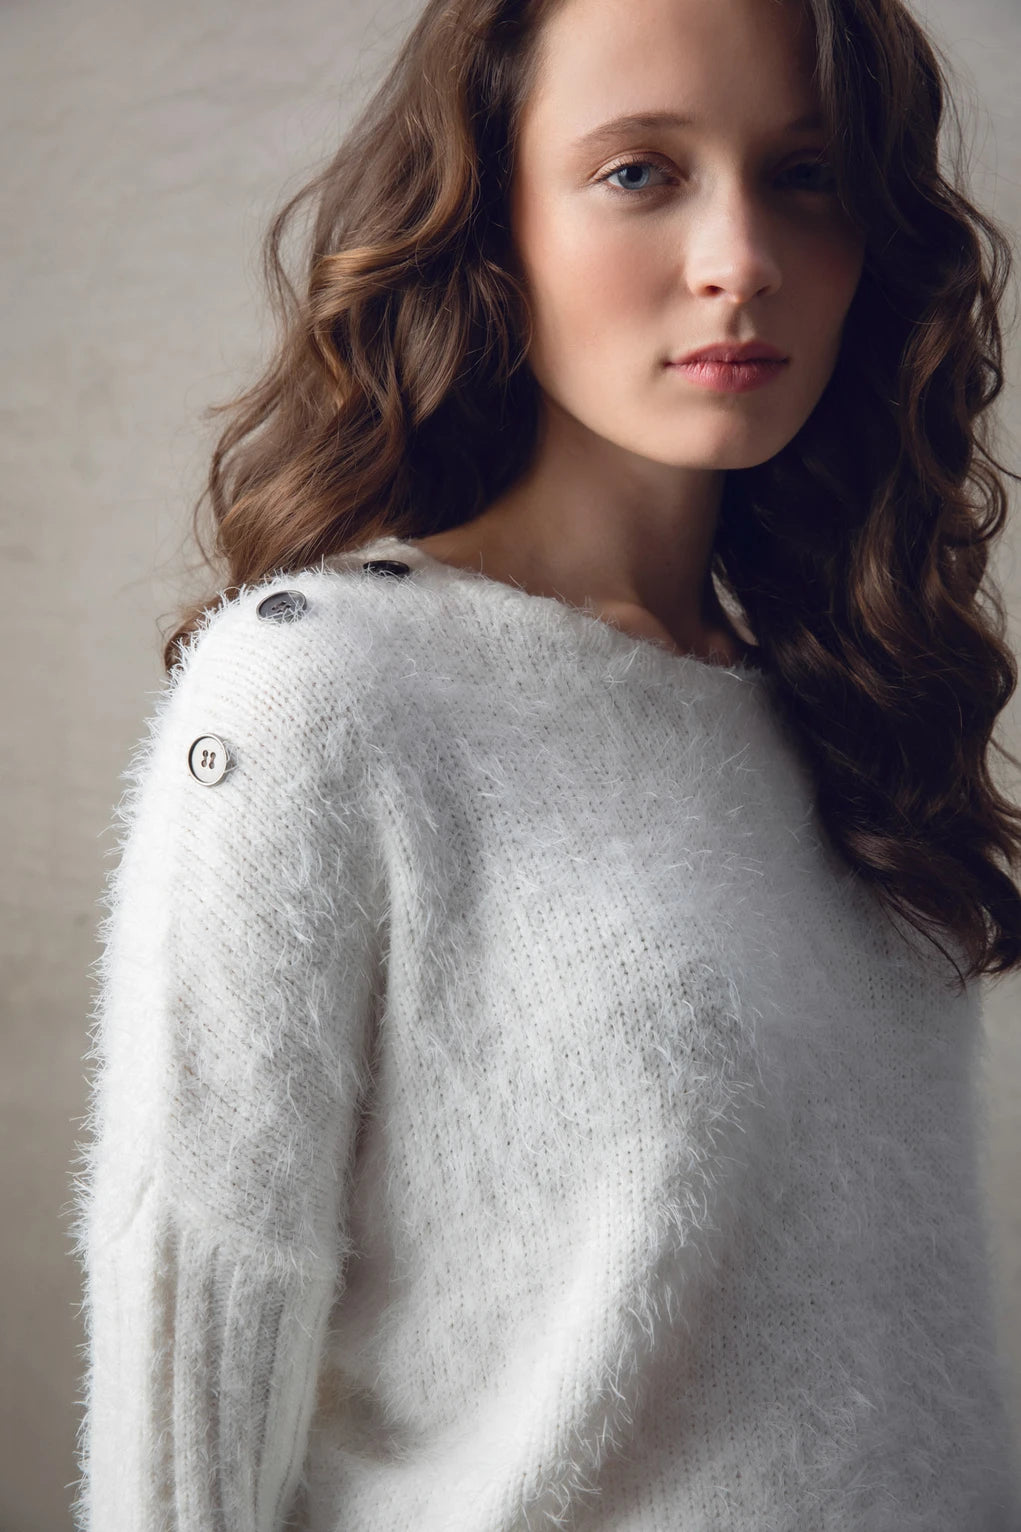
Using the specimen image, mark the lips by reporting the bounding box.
[671,341,787,365]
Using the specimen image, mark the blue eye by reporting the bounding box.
[599,159,670,196]
[598,155,838,199]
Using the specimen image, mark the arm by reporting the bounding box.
[66,586,382,1531]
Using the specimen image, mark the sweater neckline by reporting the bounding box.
[349,535,770,684]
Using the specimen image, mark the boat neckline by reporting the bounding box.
[343,535,770,683]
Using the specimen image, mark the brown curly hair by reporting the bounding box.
[162,0,1021,993]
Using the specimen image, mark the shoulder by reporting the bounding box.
[139,540,465,824]
[118,553,410,830]
[167,546,420,742]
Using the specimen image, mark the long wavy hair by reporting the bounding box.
[163,0,1021,993]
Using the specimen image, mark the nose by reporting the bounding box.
[684,183,782,302]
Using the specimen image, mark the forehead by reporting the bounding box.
[521,0,820,142]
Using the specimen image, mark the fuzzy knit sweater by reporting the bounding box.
[69,531,1021,1532]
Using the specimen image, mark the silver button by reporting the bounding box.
[257,589,308,621]
[188,734,234,785]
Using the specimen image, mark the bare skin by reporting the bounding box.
[412,0,866,665]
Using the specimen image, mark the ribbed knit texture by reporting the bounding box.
[68,531,1021,1531]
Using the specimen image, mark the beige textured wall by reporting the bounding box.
[1,0,1018,1526]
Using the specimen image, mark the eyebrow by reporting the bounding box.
[571,109,825,152]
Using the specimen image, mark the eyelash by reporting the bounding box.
[598,154,837,199]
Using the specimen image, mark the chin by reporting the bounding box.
[650,440,788,472]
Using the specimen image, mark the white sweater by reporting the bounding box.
[69,532,1021,1531]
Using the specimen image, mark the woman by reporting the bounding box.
[68,0,1021,1526]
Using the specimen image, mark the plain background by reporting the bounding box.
[1,0,1018,1526]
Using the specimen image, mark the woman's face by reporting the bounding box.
[508,0,867,472]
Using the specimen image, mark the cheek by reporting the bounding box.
[795,227,866,332]
[513,195,661,355]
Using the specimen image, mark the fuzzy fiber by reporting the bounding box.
[67,532,1021,1530]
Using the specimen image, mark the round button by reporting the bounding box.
[257,589,308,622]
[188,734,234,785]
[361,560,411,578]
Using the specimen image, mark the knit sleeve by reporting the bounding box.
[66,584,382,1532]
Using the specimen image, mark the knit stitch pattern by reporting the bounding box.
[68,532,1021,1530]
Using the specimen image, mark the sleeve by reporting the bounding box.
[65,586,383,1532]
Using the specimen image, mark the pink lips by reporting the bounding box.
[672,340,787,364]
[668,359,787,393]
[666,342,789,393]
